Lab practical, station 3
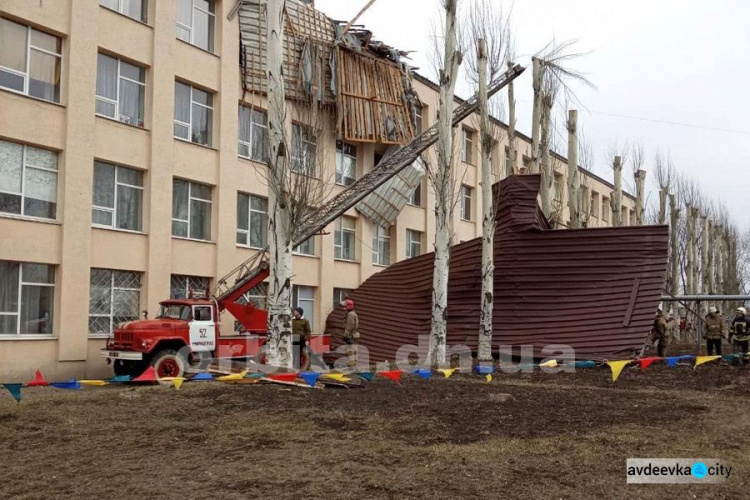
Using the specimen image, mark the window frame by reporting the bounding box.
[407,182,422,207]
[88,269,141,337]
[0,19,62,103]
[0,261,55,337]
[372,224,391,266]
[170,274,210,299]
[176,0,216,52]
[293,237,315,256]
[405,229,422,259]
[291,123,317,176]
[460,184,472,221]
[602,196,610,222]
[236,192,267,249]
[334,216,356,261]
[173,81,213,146]
[292,285,315,331]
[172,179,212,241]
[91,161,144,231]
[0,139,59,220]
[414,104,423,135]
[237,105,268,162]
[95,53,146,127]
[99,0,148,24]
[590,191,600,218]
[335,140,357,187]
[461,128,474,165]
[332,287,352,308]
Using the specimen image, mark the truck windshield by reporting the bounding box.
[156,305,191,321]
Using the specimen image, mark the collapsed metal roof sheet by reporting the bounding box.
[356,155,425,228]
[325,174,670,362]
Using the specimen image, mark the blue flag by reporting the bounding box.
[665,355,694,368]
[245,372,264,379]
[108,375,132,383]
[51,379,81,390]
[299,372,321,388]
[413,368,432,380]
[355,371,375,382]
[191,372,214,381]
[574,360,596,369]
[475,365,494,375]
[3,384,22,403]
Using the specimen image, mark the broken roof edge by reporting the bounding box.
[411,72,636,202]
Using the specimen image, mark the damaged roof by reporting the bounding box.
[325,174,670,362]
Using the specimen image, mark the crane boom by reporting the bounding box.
[213,63,526,306]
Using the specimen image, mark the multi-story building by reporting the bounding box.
[0,0,635,381]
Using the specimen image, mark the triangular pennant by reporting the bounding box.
[217,373,245,382]
[173,378,185,390]
[190,372,214,381]
[132,366,158,383]
[108,375,131,383]
[606,360,631,382]
[300,372,321,387]
[438,368,456,379]
[694,355,721,368]
[355,371,375,382]
[539,359,558,368]
[413,368,432,380]
[378,370,403,383]
[3,384,22,403]
[322,373,350,382]
[665,356,693,367]
[638,357,662,370]
[475,365,494,375]
[51,379,81,390]
[245,372,264,379]
[80,380,108,386]
[267,373,299,383]
[722,353,741,362]
[485,374,492,383]
[574,360,596,369]
[26,369,49,387]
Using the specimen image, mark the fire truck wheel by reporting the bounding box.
[113,359,141,377]
[150,349,186,378]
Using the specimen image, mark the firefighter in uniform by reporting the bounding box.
[292,307,311,368]
[730,306,750,363]
[651,307,673,357]
[703,306,728,356]
[341,298,360,367]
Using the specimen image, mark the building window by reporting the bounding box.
[335,141,356,186]
[291,123,316,175]
[406,229,422,259]
[621,206,628,225]
[236,192,267,248]
[95,53,145,127]
[294,237,315,256]
[0,261,54,335]
[88,269,141,335]
[172,179,212,241]
[630,209,636,226]
[174,81,213,146]
[553,173,563,204]
[460,185,472,221]
[92,161,143,231]
[334,216,356,261]
[100,0,148,23]
[293,285,315,331]
[590,191,599,218]
[176,0,215,52]
[0,139,58,220]
[522,155,532,172]
[372,225,391,266]
[170,274,210,299]
[413,104,423,135]
[408,183,422,207]
[0,18,62,103]
[602,196,610,222]
[238,106,268,162]
[460,128,474,165]
[333,287,352,307]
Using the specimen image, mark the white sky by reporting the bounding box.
[316,0,750,228]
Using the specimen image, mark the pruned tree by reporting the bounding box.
[630,143,646,225]
[566,109,580,228]
[577,128,595,227]
[606,143,628,227]
[653,148,673,225]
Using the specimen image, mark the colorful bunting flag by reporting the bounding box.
[666,355,694,368]
[80,380,108,386]
[378,370,403,383]
[722,353,741,362]
[299,372,321,388]
[51,379,81,390]
[413,368,432,380]
[606,360,631,382]
[539,359,558,368]
[475,365,494,375]
[217,373,245,382]
[485,374,493,383]
[574,360,596,369]
[173,378,185,390]
[190,372,214,381]
[638,357,662,370]
[2,384,22,403]
[267,373,299,383]
[355,371,375,382]
[322,373,351,382]
[694,355,721,368]
[132,367,158,383]
[108,375,131,383]
[245,372,264,379]
[26,369,49,387]
[438,368,456,379]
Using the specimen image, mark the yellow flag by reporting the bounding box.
[80,380,107,386]
[217,373,245,382]
[539,359,558,368]
[694,355,721,369]
[323,373,351,382]
[485,374,492,383]
[173,377,185,390]
[606,360,631,382]
[438,368,456,379]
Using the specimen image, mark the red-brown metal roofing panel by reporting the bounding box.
[325,175,669,361]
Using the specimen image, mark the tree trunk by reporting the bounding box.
[669,194,680,299]
[686,204,695,296]
[567,110,580,228]
[715,224,724,309]
[635,170,646,225]
[265,0,293,368]
[530,58,542,174]
[506,60,517,177]
[477,39,494,362]
[610,156,622,227]
[658,188,668,225]
[690,206,700,295]
[539,95,553,219]
[701,215,709,294]
[429,0,461,368]
[707,219,715,296]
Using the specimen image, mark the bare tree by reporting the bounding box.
[577,129,595,227]
[566,109,581,227]
[630,143,646,225]
[653,148,673,225]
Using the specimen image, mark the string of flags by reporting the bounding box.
[1,353,748,403]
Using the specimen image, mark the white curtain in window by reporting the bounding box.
[0,140,23,194]
[173,82,191,123]
[96,54,118,113]
[172,180,189,236]
[0,261,19,334]
[238,106,252,144]
[24,167,57,218]
[190,199,211,240]
[117,184,142,231]
[119,79,144,125]
[192,103,212,145]
[0,19,27,72]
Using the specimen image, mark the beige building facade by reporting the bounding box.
[0,0,635,382]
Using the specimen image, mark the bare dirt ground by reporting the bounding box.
[1,358,750,499]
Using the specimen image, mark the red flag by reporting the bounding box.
[638,357,662,370]
[378,370,403,383]
[26,369,49,387]
[132,366,157,384]
[267,373,299,383]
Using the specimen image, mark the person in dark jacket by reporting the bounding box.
[730,307,750,363]
[703,306,728,356]
[341,298,359,367]
[292,307,311,368]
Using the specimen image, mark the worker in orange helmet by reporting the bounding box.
[341,298,360,367]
